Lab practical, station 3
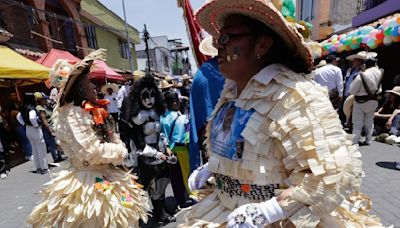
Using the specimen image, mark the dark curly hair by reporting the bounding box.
[124,74,165,118]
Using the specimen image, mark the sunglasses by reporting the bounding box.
[216,33,256,45]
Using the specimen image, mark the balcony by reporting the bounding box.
[354,0,400,26]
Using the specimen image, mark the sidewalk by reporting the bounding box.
[1,142,399,227]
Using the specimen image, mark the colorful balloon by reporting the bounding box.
[383,36,392,45]
[384,27,393,36]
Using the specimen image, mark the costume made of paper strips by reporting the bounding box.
[27,50,150,228]
[181,64,382,227]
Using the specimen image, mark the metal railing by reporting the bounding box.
[357,0,387,14]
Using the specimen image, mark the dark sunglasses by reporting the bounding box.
[216,33,256,45]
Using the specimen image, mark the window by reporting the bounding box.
[85,24,98,49]
[163,53,170,71]
[300,0,314,22]
[118,39,130,59]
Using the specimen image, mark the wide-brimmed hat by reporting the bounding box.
[316,60,327,68]
[49,59,76,89]
[182,74,193,80]
[346,51,378,61]
[195,0,313,69]
[159,80,173,89]
[133,70,145,81]
[343,95,355,123]
[59,49,106,106]
[199,36,218,57]
[101,83,119,94]
[386,86,400,97]
[165,75,173,82]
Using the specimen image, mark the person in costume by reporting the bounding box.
[181,0,383,227]
[121,75,177,224]
[27,50,150,227]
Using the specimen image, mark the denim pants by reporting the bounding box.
[42,127,58,161]
[15,125,32,157]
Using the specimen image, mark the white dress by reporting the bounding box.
[28,104,150,228]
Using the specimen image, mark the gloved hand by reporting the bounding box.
[188,163,212,191]
[226,197,286,228]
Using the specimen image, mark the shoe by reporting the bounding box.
[394,162,400,170]
[40,169,48,174]
[25,156,33,161]
[54,157,65,163]
[33,169,42,174]
[0,173,7,179]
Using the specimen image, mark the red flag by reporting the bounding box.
[179,0,209,67]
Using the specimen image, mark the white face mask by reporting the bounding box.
[140,88,156,109]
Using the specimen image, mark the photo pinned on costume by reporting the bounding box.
[211,102,254,160]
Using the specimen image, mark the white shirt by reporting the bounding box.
[50,88,58,101]
[105,93,119,113]
[117,85,130,109]
[349,66,382,97]
[17,110,39,127]
[314,64,344,97]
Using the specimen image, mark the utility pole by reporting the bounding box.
[143,24,151,73]
[122,0,134,74]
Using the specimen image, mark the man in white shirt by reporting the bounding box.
[314,55,344,109]
[104,87,119,123]
[349,53,382,146]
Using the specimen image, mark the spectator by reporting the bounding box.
[20,95,48,174]
[161,91,191,208]
[349,52,382,145]
[314,54,344,109]
[0,105,10,179]
[35,92,63,163]
[15,108,32,161]
[374,86,400,135]
[102,83,119,124]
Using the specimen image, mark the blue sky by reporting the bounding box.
[98,0,204,72]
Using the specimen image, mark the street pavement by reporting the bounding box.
[0,142,399,228]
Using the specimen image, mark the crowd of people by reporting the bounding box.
[313,51,400,152]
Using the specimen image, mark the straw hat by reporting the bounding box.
[199,36,218,57]
[101,83,119,94]
[315,60,327,68]
[386,86,400,97]
[346,51,378,61]
[343,95,355,123]
[159,80,173,89]
[165,75,173,82]
[195,0,313,69]
[182,74,193,80]
[133,70,145,81]
[59,49,106,106]
[49,59,76,88]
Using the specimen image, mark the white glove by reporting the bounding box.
[188,163,212,191]
[226,197,286,228]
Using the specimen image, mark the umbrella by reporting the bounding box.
[90,60,124,81]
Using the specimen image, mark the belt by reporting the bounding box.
[215,174,279,201]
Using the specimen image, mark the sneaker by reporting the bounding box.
[394,162,400,170]
[0,173,7,179]
[25,156,33,161]
[40,169,48,174]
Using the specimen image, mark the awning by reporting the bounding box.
[90,60,124,81]
[0,45,49,80]
[36,48,81,67]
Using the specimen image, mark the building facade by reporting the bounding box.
[80,0,139,72]
[0,0,88,59]
[136,36,172,75]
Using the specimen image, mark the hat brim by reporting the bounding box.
[343,95,355,120]
[199,36,218,57]
[346,54,365,61]
[385,90,400,97]
[59,62,92,106]
[101,83,119,94]
[195,0,313,69]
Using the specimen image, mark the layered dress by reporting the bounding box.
[182,64,382,227]
[28,103,150,228]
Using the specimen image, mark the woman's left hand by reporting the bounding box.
[276,186,294,203]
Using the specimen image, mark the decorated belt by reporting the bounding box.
[215,174,279,201]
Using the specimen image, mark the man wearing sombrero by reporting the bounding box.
[181,0,383,227]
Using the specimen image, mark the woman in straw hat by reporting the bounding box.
[27,50,150,227]
[182,0,383,227]
[374,86,400,135]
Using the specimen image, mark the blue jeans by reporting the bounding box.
[42,127,58,161]
[15,125,32,157]
[390,114,400,136]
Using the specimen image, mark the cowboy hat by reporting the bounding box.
[195,0,313,70]
[316,60,327,68]
[199,36,218,57]
[346,51,378,61]
[133,70,145,81]
[385,86,400,97]
[101,83,119,94]
[59,49,106,106]
[159,80,173,89]
[182,74,193,80]
[343,95,355,123]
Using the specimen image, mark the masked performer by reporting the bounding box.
[27,50,150,227]
[182,0,383,227]
[122,75,176,224]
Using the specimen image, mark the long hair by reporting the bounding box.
[124,75,165,119]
